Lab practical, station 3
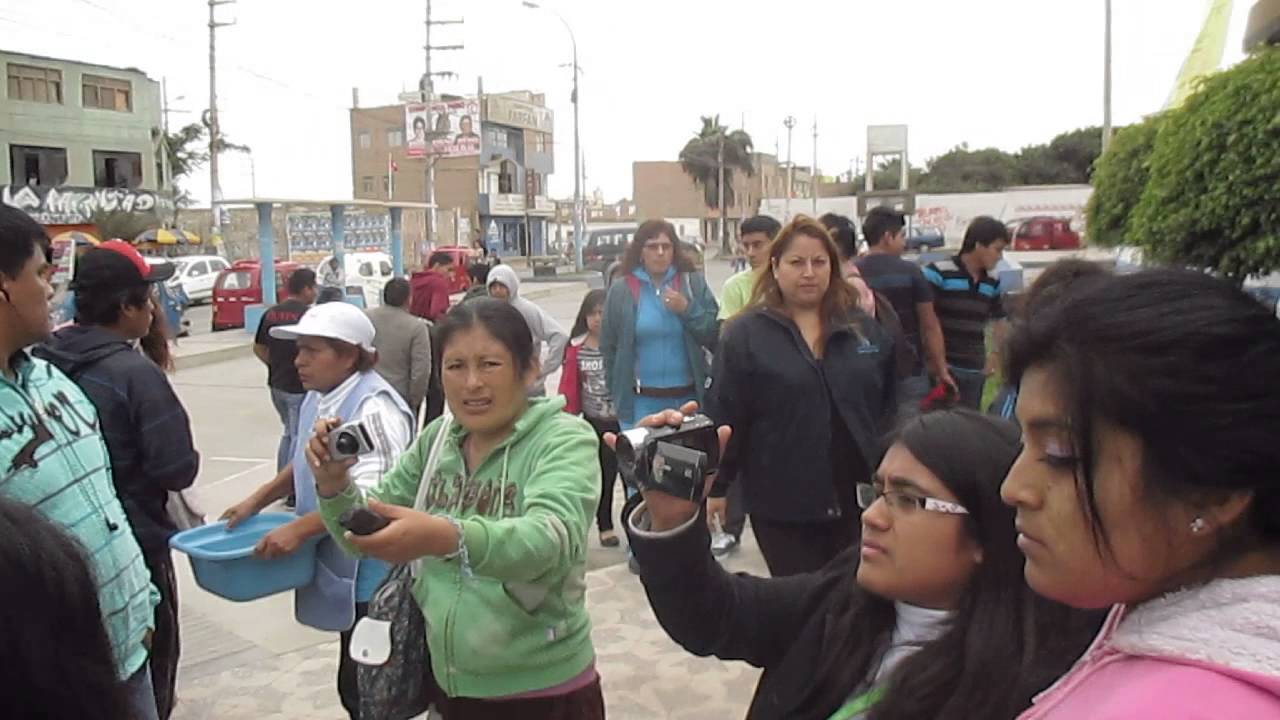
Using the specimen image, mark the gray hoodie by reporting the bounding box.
[486,264,569,393]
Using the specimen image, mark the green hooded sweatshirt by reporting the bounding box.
[318,395,601,699]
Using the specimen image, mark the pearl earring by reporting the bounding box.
[1190,517,1208,534]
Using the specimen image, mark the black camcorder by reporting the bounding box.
[615,414,720,502]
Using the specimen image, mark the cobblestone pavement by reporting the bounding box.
[172,531,767,720]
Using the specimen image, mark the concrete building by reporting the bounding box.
[2,50,165,193]
[632,152,811,246]
[349,90,555,261]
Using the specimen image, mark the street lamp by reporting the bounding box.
[523,1,584,272]
[783,116,796,221]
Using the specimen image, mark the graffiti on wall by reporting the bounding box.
[286,212,390,265]
[1,185,175,225]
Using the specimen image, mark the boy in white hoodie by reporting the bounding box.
[486,264,569,396]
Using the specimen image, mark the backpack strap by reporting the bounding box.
[625,275,642,303]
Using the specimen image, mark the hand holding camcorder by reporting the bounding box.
[615,413,721,503]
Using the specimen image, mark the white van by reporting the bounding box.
[318,251,394,308]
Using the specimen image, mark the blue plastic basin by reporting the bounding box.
[170,512,322,602]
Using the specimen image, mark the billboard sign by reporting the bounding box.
[405,97,481,159]
[485,96,553,133]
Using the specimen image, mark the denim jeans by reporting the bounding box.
[124,662,161,720]
[950,365,988,410]
[269,388,305,471]
[896,373,933,422]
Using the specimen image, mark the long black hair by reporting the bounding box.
[569,289,607,339]
[437,298,536,374]
[796,410,1102,719]
[1006,268,1280,558]
[0,498,130,720]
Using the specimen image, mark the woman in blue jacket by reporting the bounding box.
[600,219,719,431]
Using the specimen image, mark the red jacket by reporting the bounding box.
[558,338,584,415]
[409,270,452,321]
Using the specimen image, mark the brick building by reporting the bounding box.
[349,90,555,260]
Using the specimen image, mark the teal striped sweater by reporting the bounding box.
[1,353,158,680]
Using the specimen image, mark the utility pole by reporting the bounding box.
[422,0,463,249]
[783,115,796,221]
[207,0,234,241]
[811,117,818,216]
[1103,0,1113,153]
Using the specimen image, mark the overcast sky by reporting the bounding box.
[1,0,1252,205]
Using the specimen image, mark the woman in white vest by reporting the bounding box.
[221,301,414,719]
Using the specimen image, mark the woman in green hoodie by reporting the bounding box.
[307,298,605,718]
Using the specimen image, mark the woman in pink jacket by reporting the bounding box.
[1001,268,1280,719]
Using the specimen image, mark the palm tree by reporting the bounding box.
[679,116,754,252]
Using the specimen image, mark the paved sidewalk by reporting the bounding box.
[172,530,766,720]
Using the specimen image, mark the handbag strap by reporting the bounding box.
[410,408,452,578]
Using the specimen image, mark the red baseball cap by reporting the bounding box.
[71,240,175,291]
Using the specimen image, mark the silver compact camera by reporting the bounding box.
[328,420,375,461]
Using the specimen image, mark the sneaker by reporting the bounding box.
[711,532,739,557]
[599,529,620,548]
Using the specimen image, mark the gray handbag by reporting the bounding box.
[356,412,452,720]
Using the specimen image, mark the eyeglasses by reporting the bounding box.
[855,482,969,516]
[643,242,673,254]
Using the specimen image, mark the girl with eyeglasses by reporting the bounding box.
[617,406,1102,720]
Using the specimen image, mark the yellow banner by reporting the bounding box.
[1167,0,1236,108]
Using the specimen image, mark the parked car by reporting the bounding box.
[316,251,394,309]
[211,260,303,331]
[167,255,231,304]
[1007,216,1082,251]
[905,226,946,253]
[583,227,636,272]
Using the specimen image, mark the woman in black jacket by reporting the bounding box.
[705,215,896,576]
[619,407,1102,720]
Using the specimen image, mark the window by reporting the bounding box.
[534,132,548,154]
[487,128,508,149]
[10,145,68,187]
[381,176,390,194]
[387,128,403,147]
[82,74,132,111]
[210,258,229,273]
[380,261,393,276]
[7,63,62,104]
[359,262,374,278]
[498,161,516,194]
[361,176,374,193]
[93,150,143,188]
[218,271,252,291]
[358,131,371,149]
[188,261,209,277]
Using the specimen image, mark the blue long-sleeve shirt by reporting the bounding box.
[633,267,694,389]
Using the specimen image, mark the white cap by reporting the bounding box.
[269,302,376,352]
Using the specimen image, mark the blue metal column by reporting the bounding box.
[330,205,346,265]
[389,207,404,277]
[246,201,276,335]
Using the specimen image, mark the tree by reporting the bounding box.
[1129,47,1280,282]
[90,209,161,241]
[163,123,251,216]
[1085,115,1165,247]
[916,145,1021,193]
[678,116,754,251]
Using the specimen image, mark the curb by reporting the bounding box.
[522,281,588,302]
[175,342,254,371]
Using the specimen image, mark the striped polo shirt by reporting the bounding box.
[923,255,1006,369]
[1,354,158,680]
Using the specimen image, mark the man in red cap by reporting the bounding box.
[36,240,199,720]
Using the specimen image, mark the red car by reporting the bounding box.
[211,259,303,331]
[1007,217,1082,251]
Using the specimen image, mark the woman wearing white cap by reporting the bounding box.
[221,301,414,720]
